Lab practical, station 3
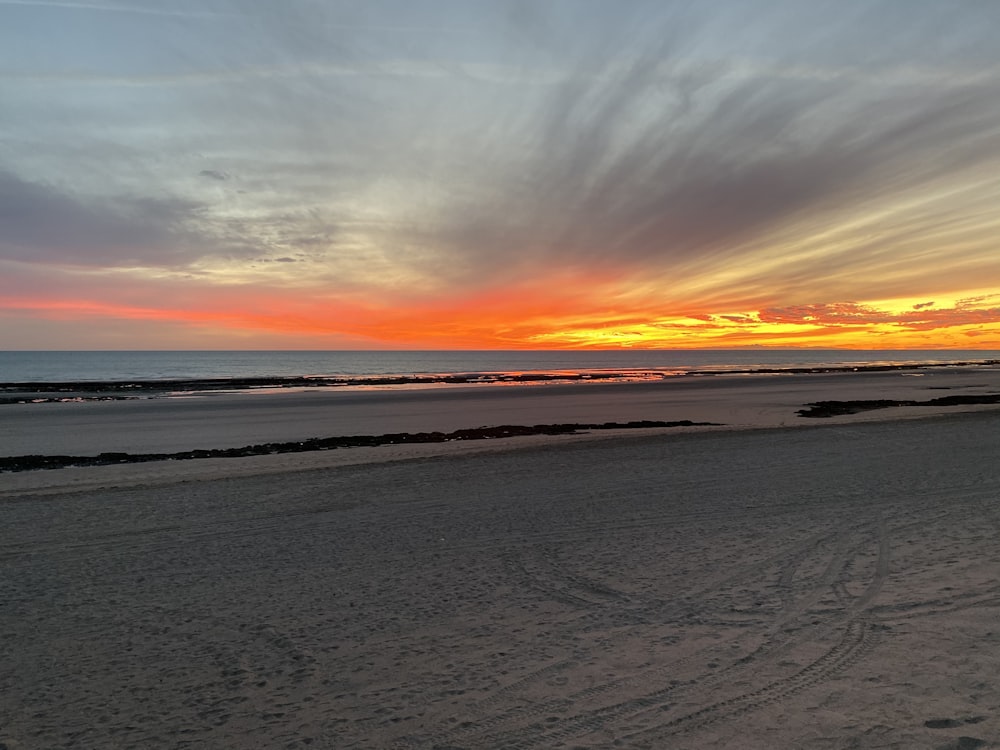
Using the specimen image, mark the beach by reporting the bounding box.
[2,371,1000,748]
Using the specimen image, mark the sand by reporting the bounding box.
[2,372,1000,749]
[4,367,1000,457]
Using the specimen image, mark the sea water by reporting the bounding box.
[1,349,998,384]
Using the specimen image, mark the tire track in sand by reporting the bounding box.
[430,519,865,748]
[466,514,889,749]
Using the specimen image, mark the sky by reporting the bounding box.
[1,0,999,350]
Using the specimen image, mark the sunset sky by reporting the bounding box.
[2,0,999,350]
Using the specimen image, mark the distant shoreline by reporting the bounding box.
[3,366,1000,479]
[3,358,998,404]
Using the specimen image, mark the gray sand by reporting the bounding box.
[3,412,1000,749]
[4,367,999,456]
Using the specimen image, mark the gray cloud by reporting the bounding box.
[289,1,995,301]
[0,170,201,266]
[407,38,1000,298]
[0,0,226,18]
[0,165,349,271]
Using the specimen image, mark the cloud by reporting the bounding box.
[416,55,1000,295]
[281,2,996,304]
[198,169,228,181]
[758,298,1000,332]
[0,170,201,266]
[0,0,225,17]
[0,168,353,276]
[759,302,890,326]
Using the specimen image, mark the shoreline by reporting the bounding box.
[5,385,1000,474]
[3,367,1000,481]
[2,358,998,403]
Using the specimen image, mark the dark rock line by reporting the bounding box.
[0,420,718,473]
[3,359,998,403]
[797,393,1000,418]
[0,395,140,405]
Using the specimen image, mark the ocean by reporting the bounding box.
[1,349,998,384]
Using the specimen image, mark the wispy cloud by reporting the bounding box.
[0,0,225,17]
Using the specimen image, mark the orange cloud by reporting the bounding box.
[3,278,999,350]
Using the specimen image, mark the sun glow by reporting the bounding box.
[4,280,999,350]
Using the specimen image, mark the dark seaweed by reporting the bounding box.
[0,420,718,473]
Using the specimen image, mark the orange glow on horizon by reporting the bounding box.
[3,279,999,350]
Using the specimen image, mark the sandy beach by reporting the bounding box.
[3,371,1000,749]
[4,366,1000,459]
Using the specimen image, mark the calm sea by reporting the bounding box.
[1,350,998,383]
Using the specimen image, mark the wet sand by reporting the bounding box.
[3,367,1000,458]
[2,374,1000,749]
